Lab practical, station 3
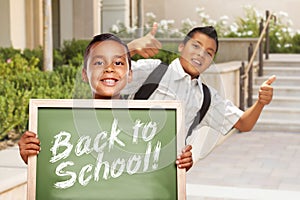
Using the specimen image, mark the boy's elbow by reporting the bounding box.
[237,126,253,133]
[234,120,254,132]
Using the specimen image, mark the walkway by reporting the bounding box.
[1,130,300,199]
[187,130,300,199]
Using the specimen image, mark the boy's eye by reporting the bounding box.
[94,61,104,65]
[192,43,200,49]
[115,61,124,66]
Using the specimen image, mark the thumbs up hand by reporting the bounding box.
[128,22,162,58]
[258,75,276,105]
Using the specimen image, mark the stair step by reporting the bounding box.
[264,54,300,67]
[253,96,300,108]
[253,85,300,97]
[252,54,300,133]
[263,67,300,76]
[264,61,300,67]
[258,107,300,121]
[254,118,300,133]
[254,76,300,86]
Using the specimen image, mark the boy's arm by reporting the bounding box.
[234,75,276,132]
[127,22,162,58]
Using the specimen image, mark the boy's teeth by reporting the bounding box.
[193,59,201,65]
[104,79,115,83]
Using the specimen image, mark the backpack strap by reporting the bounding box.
[186,83,211,139]
[134,63,211,139]
[133,62,168,100]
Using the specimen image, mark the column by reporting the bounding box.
[101,0,130,33]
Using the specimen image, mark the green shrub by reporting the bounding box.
[132,48,179,65]
[61,39,89,66]
[0,54,89,141]
[22,47,44,70]
[0,47,21,61]
[291,33,300,53]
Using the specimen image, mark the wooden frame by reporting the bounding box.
[27,99,186,200]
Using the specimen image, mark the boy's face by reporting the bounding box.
[178,32,217,79]
[82,40,132,99]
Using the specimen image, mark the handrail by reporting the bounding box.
[239,10,276,110]
[245,11,276,76]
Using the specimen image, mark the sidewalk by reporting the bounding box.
[1,131,300,199]
[186,130,300,199]
[0,145,27,199]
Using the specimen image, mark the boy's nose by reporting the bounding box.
[104,63,115,72]
[197,47,206,57]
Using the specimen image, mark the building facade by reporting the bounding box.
[0,0,135,50]
[1,0,299,50]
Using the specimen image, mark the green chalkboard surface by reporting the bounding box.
[27,99,185,200]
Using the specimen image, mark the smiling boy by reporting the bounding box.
[124,26,275,158]
[19,33,193,170]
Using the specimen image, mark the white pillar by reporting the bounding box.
[43,0,53,71]
[0,0,26,49]
[60,0,73,45]
[0,0,11,47]
[102,0,130,33]
[93,0,102,36]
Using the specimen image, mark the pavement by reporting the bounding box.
[0,145,27,197]
[1,130,300,199]
[186,130,300,200]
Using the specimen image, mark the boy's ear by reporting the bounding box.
[128,69,133,83]
[178,43,184,53]
[82,68,88,82]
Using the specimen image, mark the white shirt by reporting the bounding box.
[123,58,243,144]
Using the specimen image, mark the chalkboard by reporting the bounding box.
[27,99,185,200]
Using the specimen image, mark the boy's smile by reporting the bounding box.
[83,40,132,99]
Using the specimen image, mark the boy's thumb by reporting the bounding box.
[150,22,158,36]
[264,75,276,85]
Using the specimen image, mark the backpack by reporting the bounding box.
[133,62,211,138]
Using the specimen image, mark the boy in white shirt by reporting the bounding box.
[125,25,275,159]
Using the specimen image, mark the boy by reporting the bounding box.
[18,33,193,170]
[124,26,275,158]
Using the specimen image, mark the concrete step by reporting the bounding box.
[258,107,300,121]
[253,96,300,108]
[253,85,300,97]
[253,54,300,133]
[254,118,300,133]
[262,67,300,76]
[264,54,300,67]
[264,61,300,67]
[254,76,300,86]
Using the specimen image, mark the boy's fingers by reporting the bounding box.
[183,144,192,152]
[264,75,276,85]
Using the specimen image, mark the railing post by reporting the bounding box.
[239,62,245,111]
[247,43,253,107]
[259,19,264,76]
[265,10,270,60]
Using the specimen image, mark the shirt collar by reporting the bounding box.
[170,58,204,86]
[169,58,189,81]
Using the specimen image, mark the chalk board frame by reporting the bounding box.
[27,99,186,200]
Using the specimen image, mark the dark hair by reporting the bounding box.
[183,26,219,53]
[83,33,131,70]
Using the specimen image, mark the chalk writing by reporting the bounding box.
[49,118,162,189]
